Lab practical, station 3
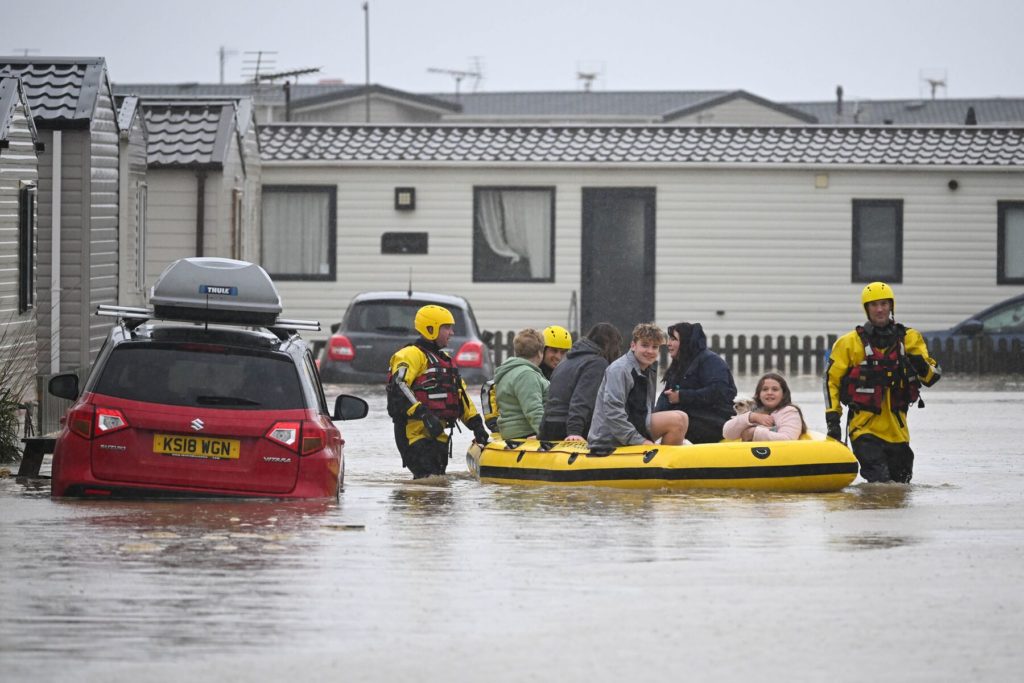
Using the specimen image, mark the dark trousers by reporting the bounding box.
[686,414,728,444]
[394,423,449,478]
[538,420,567,441]
[852,434,915,483]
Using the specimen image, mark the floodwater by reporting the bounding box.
[2,375,1023,682]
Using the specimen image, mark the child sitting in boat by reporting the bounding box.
[587,323,688,453]
[722,372,807,441]
[493,328,550,439]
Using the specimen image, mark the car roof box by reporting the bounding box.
[149,258,283,325]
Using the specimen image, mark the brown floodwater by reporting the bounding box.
[2,375,1023,681]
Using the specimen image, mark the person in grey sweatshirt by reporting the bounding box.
[538,322,623,441]
[587,323,688,454]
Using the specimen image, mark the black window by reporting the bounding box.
[998,201,1024,284]
[261,185,336,280]
[852,199,903,283]
[473,187,555,282]
[18,185,36,313]
[94,345,305,410]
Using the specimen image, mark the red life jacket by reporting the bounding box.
[840,325,920,414]
[408,341,464,420]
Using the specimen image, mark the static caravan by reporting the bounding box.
[0,76,42,411]
[0,57,121,376]
[258,124,1024,349]
[137,97,261,288]
[115,95,148,307]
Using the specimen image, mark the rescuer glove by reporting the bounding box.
[826,412,842,441]
[411,403,445,439]
[466,416,490,445]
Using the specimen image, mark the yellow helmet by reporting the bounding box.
[414,305,455,340]
[543,325,573,350]
[861,282,895,312]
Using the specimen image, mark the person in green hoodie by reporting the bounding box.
[493,328,550,439]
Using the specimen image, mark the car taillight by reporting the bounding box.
[96,407,129,435]
[67,405,129,439]
[454,340,484,368]
[266,421,300,450]
[68,404,95,439]
[265,420,326,456]
[300,422,328,455]
[327,334,355,361]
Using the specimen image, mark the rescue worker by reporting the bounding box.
[387,304,490,478]
[540,325,573,379]
[825,282,941,483]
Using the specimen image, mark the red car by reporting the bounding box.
[49,257,367,499]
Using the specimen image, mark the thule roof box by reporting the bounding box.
[150,257,281,324]
[96,257,319,333]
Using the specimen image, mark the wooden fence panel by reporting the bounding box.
[484,331,1022,376]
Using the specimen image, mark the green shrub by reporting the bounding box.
[0,320,34,464]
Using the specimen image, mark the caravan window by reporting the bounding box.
[852,199,903,283]
[261,185,337,281]
[998,201,1024,284]
[473,187,555,283]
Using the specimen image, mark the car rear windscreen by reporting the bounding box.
[347,301,469,334]
[93,344,306,409]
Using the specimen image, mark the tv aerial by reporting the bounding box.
[427,66,482,97]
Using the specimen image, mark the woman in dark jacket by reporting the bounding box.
[655,322,737,444]
[538,323,623,441]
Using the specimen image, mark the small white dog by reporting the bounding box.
[733,397,757,415]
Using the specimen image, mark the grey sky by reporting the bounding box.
[5,0,1021,101]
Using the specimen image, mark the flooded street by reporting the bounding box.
[2,375,1024,681]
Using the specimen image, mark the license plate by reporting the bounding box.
[153,434,241,460]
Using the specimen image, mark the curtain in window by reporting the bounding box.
[262,191,330,275]
[476,189,551,278]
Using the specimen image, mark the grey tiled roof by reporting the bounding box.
[141,100,236,167]
[115,82,354,104]
[259,124,1024,166]
[787,98,1024,126]
[0,57,109,128]
[429,90,728,118]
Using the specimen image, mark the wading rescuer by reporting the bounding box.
[387,305,490,478]
[825,282,941,483]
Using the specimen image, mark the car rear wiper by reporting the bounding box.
[195,395,262,406]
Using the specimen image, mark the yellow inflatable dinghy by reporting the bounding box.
[469,432,858,493]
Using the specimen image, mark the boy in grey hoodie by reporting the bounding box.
[587,323,688,454]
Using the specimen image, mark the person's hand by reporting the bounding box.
[565,434,585,442]
[411,403,444,439]
[472,424,490,446]
[749,412,774,427]
[663,387,680,404]
[826,412,842,441]
[642,439,655,446]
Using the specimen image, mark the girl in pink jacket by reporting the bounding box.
[723,372,807,441]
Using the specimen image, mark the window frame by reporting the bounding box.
[18,183,36,314]
[851,198,903,283]
[261,185,337,281]
[997,200,1024,285]
[472,186,556,283]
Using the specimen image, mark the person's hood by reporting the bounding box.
[565,337,602,360]
[684,323,709,357]
[493,356,542,383]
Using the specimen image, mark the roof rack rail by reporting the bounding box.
[97,305,320,332]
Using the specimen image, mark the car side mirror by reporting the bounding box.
[480,330,494,346]
[49,373,80,400]
[330,322,340,334]
[960,319,984,336]
[333,394,369,421]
